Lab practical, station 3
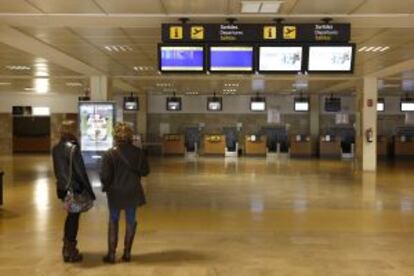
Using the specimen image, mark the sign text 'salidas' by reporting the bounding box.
[314,24,339,41]
[219,25,244,41]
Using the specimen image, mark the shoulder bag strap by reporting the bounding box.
[115,147,141,176]
[65,145,75,191]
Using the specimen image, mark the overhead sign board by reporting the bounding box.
[162,23,350,43]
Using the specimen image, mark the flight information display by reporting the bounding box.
[294,98,309,112]
[207,96,223,111]
[209,46,254,72]
[159,46,204,72]
[259,46,303,72]
[250,97,266,111]
[167,97,182,111]
[401,101,414,112]
[308,45,354,72]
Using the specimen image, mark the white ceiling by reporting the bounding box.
[0,0,413,96]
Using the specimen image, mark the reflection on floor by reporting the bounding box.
[1,155,414,275]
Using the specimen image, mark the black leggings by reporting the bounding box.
[64,212,80,242]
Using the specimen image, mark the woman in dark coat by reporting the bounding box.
[52,120,96,263]
[100,122,150,263]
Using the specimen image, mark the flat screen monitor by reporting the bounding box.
[294,98,309,112]
[79,102,116,152]
[209,46,254,72]
[123,96,139,111]
[167,97,182,111]
[377,98,385,112]
[12,106,32,116]
[401,100,414,112]
[325,97,341,112]
[207,96,222,111]
[308,45,354,72]
[250,97,266,111]
[159,45,204,72]
[259,46,303,72]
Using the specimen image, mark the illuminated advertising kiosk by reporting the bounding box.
[78,102,116,168]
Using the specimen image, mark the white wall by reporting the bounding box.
[0,92,79,113]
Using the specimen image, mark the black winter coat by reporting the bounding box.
[100,143,149,209]
[52,139,96,201]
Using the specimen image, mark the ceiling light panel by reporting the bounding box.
[260,1,282,13]
[241,1,261,13]
[6,65,31,71]
[104,45,133,52]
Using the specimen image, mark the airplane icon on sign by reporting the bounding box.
[191,26,204,39]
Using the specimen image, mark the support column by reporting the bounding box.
[359,77,378,171]
[310,95,320,156]
[90,76,112,101]
[137,93,147,139]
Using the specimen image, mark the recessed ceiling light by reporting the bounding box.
[241,1,282,13]
[241,1,261,13]
[6,65,31,71]
[104,45,133,52]
[24,87,36,91]
[358,46,390,53]
[66,82,83,87]
[260,1,282,13]
[134,66,154,71]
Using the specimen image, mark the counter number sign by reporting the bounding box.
[263,26,277,40]
[169,26,183,40]
[283,26,297,39]
[191,26,204,40]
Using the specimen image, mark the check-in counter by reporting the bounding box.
[319,135,342,159]
[377,136,388,157]
[162,134,185,155]
[244,135,267,156]
[394,136,414,157]
[290,135,312,158]
[203,134,226,155]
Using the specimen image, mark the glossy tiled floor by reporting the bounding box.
[1,155,414,275]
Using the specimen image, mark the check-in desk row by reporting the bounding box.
[162,134,313,157]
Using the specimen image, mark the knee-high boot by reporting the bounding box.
[121,222,137,262]
[103,221,118,264]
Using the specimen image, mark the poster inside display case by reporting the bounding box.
[79,102,116,152]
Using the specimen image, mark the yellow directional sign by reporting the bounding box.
[263,26,277,40]
[169,26,183,40]
[283,26,297,40]
[191,26,204,40]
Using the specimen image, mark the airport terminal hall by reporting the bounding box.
[2,0,414,275]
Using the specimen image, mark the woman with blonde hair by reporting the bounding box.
[100,122,150,263]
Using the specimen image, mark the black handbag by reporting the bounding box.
[63,145,94,213]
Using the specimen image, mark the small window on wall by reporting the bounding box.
[32,107,50,116]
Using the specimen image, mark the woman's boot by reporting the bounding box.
[121,222,137,262]
[103,221,118,264]
[63,240,83,263]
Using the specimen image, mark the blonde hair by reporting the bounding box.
[114,122,133,145]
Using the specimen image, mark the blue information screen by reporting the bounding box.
[160,46,204,71]
[209,46,254,71]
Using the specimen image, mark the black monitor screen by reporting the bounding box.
[207,96,222,111]
[401,100,414,112]
[167,97,182,111]
[124,96,139,111]
[377,98,385,112]
[294,98,309,112]
[250,97,266,111]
